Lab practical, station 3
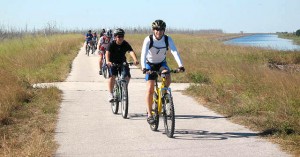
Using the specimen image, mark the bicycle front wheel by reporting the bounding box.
[150,101,159,131]
[121,81,128,118]
[111,83,119,114]
[102,66,109,79]
[163,93,175,138]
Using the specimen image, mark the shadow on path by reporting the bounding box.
[174,129,258,140]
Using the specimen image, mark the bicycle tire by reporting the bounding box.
[111,83,119,114]
[150,95,159,131]
[121,81,128,118]
[85,45,88,55]
[163,93,175,138]
[87,46,90,56]
[102,66,107,79]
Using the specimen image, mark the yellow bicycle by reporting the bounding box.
[147,69,179,138]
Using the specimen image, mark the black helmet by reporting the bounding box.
[152,19,166,30]
[88,30,91,32]
[113,28,125,37]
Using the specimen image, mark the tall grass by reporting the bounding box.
[127,33,300,154]
[169,34,300,154]
[0,33,83,156]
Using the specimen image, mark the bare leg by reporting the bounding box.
[146,80,155,117]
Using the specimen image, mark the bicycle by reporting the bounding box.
[146,69,179,138]
[85,41,92,56]
[111,62,133,118]
[91,40,97,54]
[101,51,109,79]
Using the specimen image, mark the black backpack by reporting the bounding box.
[149,34,169,50]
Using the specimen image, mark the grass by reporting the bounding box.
[1,32,299,156]
[279,33,300,45]
[128,33,300,155]
[0,34,83,156]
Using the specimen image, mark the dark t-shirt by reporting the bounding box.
[107,40,133,64]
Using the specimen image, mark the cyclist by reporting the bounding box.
[85,30,93,48]
[106,28,139,102]
[98,29,113,75]
[100,29,106,38]
[141,19,185,124]
[92,32,98,54]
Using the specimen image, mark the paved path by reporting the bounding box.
[41,47,290,156]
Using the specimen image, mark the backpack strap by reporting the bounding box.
[164,35,169,51]
[148,34,169,50]
[149,34,154,49]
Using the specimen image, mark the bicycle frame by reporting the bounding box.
[111,62,133,118]
[153,74,172,115]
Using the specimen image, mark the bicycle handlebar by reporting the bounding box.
[144,69,182,74]
[112,62,134,67]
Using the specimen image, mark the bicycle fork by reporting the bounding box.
[155,87,172,115]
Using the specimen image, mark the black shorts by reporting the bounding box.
[110,64,131,78]
[145,61,169,81]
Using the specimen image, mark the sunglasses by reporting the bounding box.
[154,28,165,31]
[116,35,124,38]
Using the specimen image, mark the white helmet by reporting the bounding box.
[106,29,112,37]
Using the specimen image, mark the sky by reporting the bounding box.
[0,0,299,33]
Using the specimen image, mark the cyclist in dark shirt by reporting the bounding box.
[106,28,139,102]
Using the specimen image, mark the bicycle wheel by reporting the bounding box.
[150,94,159,131]
[121,81,128,118]
[87,46,90,56]
[91,46,94,54]
[85,45,88,55]
[102,66,107,79]
[163,93,175,138]
[111,83,119,114]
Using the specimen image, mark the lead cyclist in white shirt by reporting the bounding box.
[141,19,185,124]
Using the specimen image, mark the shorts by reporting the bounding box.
[145,61,169,81]
[110,63,131,78]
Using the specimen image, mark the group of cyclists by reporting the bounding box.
[85,19,185,125]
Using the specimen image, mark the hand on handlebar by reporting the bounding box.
[142,68,147,74]
[178,66,185,72]
[107,62,112,67]
[134,60,139,66]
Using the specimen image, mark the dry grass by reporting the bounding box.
[0,34,82,156]
[127,33,300,155]
[1,33,299,156]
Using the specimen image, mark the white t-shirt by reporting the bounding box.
[141,35,183,69]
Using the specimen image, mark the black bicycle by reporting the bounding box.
[111,62,133,118]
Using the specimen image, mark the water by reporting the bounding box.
[224,34,300,51]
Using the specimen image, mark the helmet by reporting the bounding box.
[113,28,125,37]
[152,19,166,30]
[106,29,112,37]
[93,31,96,34]
[88,30,91,32]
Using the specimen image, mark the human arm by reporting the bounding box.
[106,50,112,67]
[141,37,150,70]
[129,51,139,65]
[168,36,184,68]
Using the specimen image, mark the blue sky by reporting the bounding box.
[0,0,299,33]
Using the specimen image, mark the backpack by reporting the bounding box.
[149,34,169,50]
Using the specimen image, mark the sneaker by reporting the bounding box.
[99,70,102,75]
[147,116,155,124]
[108,94,114,102]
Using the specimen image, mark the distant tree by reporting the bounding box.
[296,29,300,36]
